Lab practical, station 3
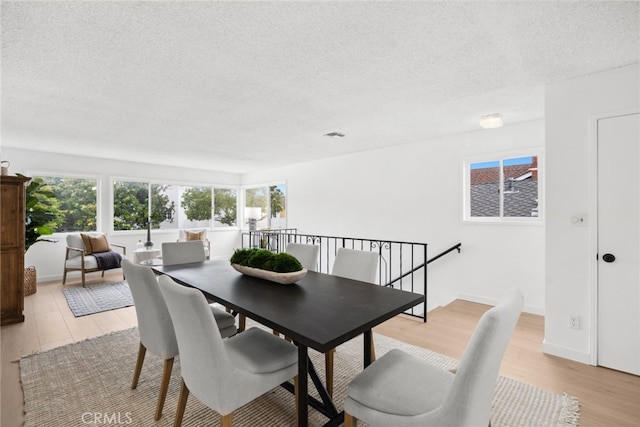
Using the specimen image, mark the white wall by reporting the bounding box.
[3,147,242,282]
[5,118,546,315]
[544,63,640,363]
[243,120,545,313]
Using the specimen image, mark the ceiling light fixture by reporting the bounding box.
[324,132,345,137]
[479,113,503,129]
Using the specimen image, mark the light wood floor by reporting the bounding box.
[2,273,640,426]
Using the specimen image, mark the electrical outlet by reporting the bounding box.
[568,314,580,330]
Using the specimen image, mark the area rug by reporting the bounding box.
[20,327,579,427]
[62,281,134,317]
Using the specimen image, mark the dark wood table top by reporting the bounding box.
[153,260,424,353]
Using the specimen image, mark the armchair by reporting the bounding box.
[62,232,126,286]
[177,229,210,260]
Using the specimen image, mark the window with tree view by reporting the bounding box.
[113,181,151,230]
[466,155,540,221]
[244,184,286,229]
[38,176,98,232]
[114,181,238,231]
[214,188,237,227]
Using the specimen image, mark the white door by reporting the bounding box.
[597,112,640,375]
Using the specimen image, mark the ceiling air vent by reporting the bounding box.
[324,132,345,137]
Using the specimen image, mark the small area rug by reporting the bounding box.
[20,327,579,426]
[62,281,134,317]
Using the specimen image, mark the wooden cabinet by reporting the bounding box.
[1,175,30,325]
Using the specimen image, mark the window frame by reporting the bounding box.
[463,149,544,224]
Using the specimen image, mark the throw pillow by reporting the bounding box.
[80,233,95,255]
[185,230,205,241]
[90,234,111,253]
[80,233,111,254]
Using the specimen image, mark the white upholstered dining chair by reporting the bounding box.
[285,243,320,271]
[161,240,207,265]
[177,228,210,259]
[157,275,299,427]
[121,260,237,421]
[322,247,380,398]
[331,247,379,283]
[343,287,524,427]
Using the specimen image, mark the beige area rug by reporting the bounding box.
[20,327,579,427]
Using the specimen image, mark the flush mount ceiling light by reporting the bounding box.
[324,132,345,137]
[479,113,503,129]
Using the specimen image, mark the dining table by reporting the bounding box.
[152,260,424,427]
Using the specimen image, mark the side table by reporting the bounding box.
[133,248,162,265]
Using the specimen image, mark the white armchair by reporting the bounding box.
[177,229,210,260]
[62,232,126,286]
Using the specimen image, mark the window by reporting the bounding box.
[465,154,541,222]
[244,183,287,229]
[113,181,150,230]
[213,188,238,227]
[114,180,239,231]
[38,175,98,232]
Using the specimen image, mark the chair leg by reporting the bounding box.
[220,414,233,427]
[101,270,105,277]
[131,342,146,389]
[238,314,246,332]
[344,412,357,427]
[173,379,189,427]
[325,348,336,399]
[155,358,174,421]
[81,269,86,287]
[370,334,376,362]
[62,268,68,285]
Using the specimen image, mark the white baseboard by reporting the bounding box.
[457,292,545,316]
[37,273,64,283]
[542,340,593,365]
[36,269,124,284]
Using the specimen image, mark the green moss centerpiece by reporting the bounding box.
[230,248,307,284]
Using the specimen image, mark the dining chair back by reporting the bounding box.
[285,243,320,271]
[331,248,379,283]
[322,247,380,398]
[161,241,206,265]
[343,287,524,427]
[177,229,211,259]
[157,275,299,426]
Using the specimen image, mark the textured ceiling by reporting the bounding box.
[2,1,639,173]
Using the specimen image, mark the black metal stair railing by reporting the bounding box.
[242,229,461,322]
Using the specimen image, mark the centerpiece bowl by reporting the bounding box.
[231,264,307,285]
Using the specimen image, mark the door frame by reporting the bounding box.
[589,108,640,366]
